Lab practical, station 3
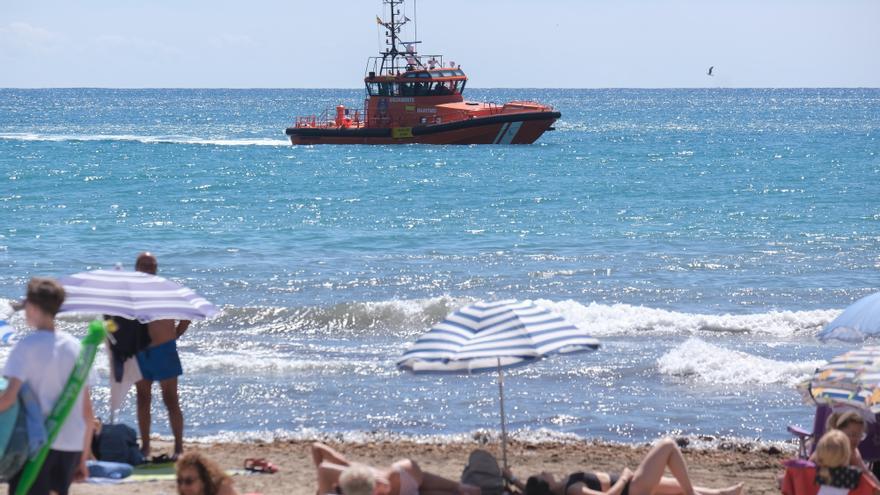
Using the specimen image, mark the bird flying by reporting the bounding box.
[707,66,714,76]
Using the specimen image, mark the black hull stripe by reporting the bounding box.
[285,111,561,138]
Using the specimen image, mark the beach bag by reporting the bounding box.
[96,423,144,466]
[461,449,505,495]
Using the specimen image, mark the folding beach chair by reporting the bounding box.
[780,459,878,495]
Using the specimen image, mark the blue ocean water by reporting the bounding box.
[0,88,879,447]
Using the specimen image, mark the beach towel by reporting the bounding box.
[19,383,46,458]
[461,449,505,495]
[87,460,133,479]
[109,354,143,419]
[85,462,246,484]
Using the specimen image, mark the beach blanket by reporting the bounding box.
[86,462,247,484]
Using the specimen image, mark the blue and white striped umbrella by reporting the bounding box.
[58,269,218,323]
[819,292,880,342]
[397,299,599,468]
[397,299,599,373]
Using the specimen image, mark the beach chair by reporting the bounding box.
[780,459,878,494]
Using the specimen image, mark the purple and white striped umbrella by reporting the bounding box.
[59,269,218,322]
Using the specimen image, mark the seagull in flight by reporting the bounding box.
[707,66,714,76]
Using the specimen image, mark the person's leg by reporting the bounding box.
[628,439,743,495]
[628,438,697,495]
[159,376,183,456]
[47,450,81,495]
[8,449,55,495]
[135,379,153,456]
[649,477,743,495]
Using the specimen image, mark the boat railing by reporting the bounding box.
[365,54,447,76]
[296,107,364,128]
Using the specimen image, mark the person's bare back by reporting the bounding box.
[147,319,176,347]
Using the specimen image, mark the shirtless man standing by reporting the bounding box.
[133,252,190,459]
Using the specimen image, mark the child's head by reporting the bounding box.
[24,277,65,327]
[816,429,852,482]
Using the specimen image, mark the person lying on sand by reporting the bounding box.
[504,437,743,495]
[311,442,479,495]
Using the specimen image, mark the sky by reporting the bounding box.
[1,0,878,88]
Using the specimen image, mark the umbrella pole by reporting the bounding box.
[497,357,508,471]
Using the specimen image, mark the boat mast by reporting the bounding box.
[377,0,419,75]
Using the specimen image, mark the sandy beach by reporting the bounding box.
[71,438,785,494]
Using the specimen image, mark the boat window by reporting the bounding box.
[400,82,432,96]
[431,82,453,96]
[404,73,418,78]
[441,70,455,77]
[454,80,466,93]
[454,69,465,76]
[417,72,431,79]
[375,82,399,96]
[366,82,380,95]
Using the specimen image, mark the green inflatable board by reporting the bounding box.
[15,319,108,495]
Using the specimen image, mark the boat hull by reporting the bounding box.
[286,111,560,145]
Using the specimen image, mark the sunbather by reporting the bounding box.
[176,452,239,495]
[504,437,743,495]
[310,442,479,495]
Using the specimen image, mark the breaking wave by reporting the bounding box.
[657,337,825,386]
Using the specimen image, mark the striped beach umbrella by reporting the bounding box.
[798,346,880,417]
[397,299,600,468]
[58,269,218,322]
[58,269,218,420]
[819,292,880,342]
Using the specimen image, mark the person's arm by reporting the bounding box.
[75,387,95,482]
[853,449,880,487]
[175,320,191,338]
[0,377,22,412]
[603,468,633,495]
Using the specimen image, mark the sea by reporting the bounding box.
[0,88,878,449]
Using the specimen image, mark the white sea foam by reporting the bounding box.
[0,295,842,339]
[0,132,288,147]
[657,337,825,386]
[536,299,839,338]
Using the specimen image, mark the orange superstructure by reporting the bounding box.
[285,0,560,145]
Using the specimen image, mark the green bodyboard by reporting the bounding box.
[14,320,106,495]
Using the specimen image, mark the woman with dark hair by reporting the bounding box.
[505,438,743,495]
[176,452,239,495]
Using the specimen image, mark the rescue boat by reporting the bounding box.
[285,0,560,145]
